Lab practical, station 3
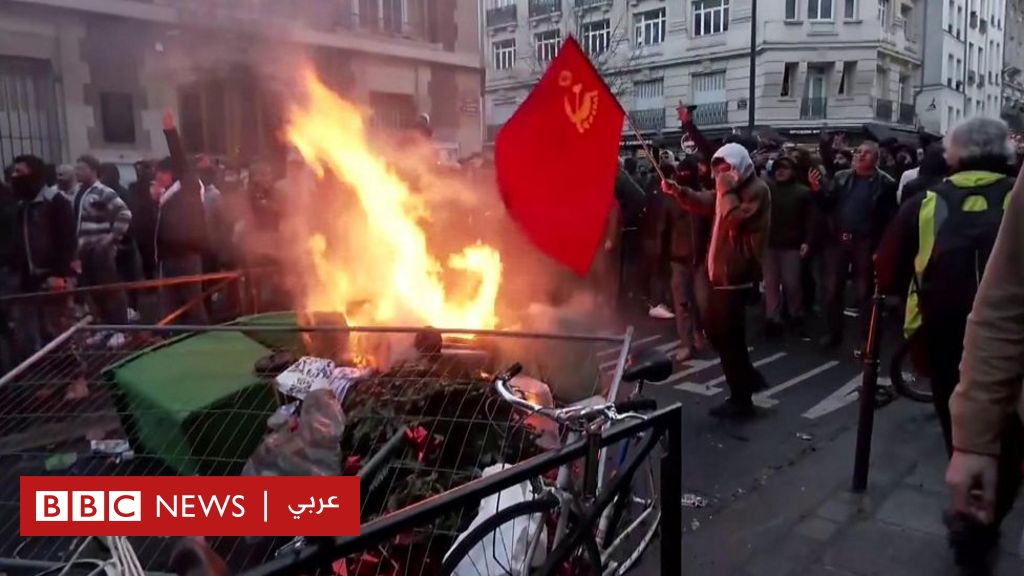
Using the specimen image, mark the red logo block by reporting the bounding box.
[21,476,360,536]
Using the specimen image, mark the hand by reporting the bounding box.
[162,110,175,131]
[604,240,614,252]
[45,277,67,291]
[808,168,823,193]
[661,178,681,197]
[799,244,810,258]
[946,450,999,525]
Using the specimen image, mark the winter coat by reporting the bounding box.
[671,143,771,288]
[73,181,132,255]
[819,168,898,248]
[17,185,76,281]
[767,178,813,250]
[156,128,208,259]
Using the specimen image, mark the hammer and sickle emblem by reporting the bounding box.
[559,70,599,133]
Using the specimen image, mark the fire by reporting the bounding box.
[284,71,502,330]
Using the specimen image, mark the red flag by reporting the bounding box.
[496,36,625,276]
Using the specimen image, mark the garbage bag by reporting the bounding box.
[243,389,346,476]
[444,464,546,575]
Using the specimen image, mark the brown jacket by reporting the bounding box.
[950,164,1024,456]
[673,171,770,287]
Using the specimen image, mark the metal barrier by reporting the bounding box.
[0,321,680,574]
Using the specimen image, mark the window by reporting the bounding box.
[786,0,798,19]
[693,0,730,36]
[957,5,963,37]
[691,71,726,103]
[369,92,417,130]
[781,63,795,96]
[808,66,828,100]
[633,79,664,101]
[844,0,858,19]
[969,42,975,71]
[878,0,889,25]
[582,20,611,54]
[956,57,963,86]
[947,53,955,86]
[635,8,666,46]
[838,61,856,95]
[493,39,516,70]
[535,30,561,64]
[948,105,954,128]
[358,0,407,34]
[808,0,833,20]
[978,46,984,78]
[948,0,955,27]
[100,92,135,144]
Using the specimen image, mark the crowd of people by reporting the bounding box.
[610,110,1024,573]
[0,111,295,371]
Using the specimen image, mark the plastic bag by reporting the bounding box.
[243,389,346,476]
[444,464,547,575]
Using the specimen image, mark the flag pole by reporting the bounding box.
[624,115,669,183]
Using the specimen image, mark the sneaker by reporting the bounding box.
[648,304,675,320]
[675,347,694,363]
[85,330,111,348]
[107,332,128,350]
[708,399,756,419]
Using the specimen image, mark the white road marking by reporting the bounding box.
[753,361,840,408]
[597,334,661,357]
[674,352,787,396]
[801,375,884,419]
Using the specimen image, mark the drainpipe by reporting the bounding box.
[477,0,486,151]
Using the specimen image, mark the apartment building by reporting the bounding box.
[918,0,1006,134]
[483,0,925,146]
[1002,0,1024,129]
[0,0,484,169]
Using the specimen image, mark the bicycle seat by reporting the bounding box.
[622,349,673,383]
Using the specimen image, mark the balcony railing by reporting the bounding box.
[487,4,517,26]
[898,103,915,125]
[628,108,666,132]
[692,101,728,125]
[875,98,894,121]
[800,97,827,120]
[529,0,561,18]
[575,0,610,7]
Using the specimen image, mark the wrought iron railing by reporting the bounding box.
[628,108,666,132]
[529,0,561,18]
[486,4,517,26]
[875,98,894,121]
[692,101,728,125]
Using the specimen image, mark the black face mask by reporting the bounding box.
[11,174,41,200]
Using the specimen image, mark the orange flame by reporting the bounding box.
[284,70,502,329]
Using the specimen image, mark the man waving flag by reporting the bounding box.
[495,36,625,276]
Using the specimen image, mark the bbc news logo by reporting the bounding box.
[21,477,359,536]
[36,491,141,522]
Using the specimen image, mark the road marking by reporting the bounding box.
[753,361,840,408]
[674,351,787,396]
[660,347,754,389]
[801,375,863,419]
[597,334,661,357]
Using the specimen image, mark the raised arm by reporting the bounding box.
[162,111,200,194]
[661,179,715,218]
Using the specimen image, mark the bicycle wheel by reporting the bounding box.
[889,338,932,403]
[441,496,601,576]
[599,436,661,576]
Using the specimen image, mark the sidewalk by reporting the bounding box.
[682,399,1024,575]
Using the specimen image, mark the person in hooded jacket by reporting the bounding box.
[764,156,813,340]
[151,111,208,325]
[662,143,771,418]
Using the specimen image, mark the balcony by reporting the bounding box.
[575,0,610,7]
[875,98,895,121]
[628,108,666,132]
[800,97,827,120]
[486,4,517,27]
[529,0,561,18]
[692,102,728,125]
[898,103,915,125]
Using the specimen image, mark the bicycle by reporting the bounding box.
[440,348,673,576]
[888,336,932,403]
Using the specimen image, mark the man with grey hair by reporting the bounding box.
[819,139,898,349]
[877,116,1017,572]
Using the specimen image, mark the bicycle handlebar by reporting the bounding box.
[492,364,656,426]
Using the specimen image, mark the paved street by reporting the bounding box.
[613,315,1024,575]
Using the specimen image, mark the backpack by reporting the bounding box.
[903,173,1013,341]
